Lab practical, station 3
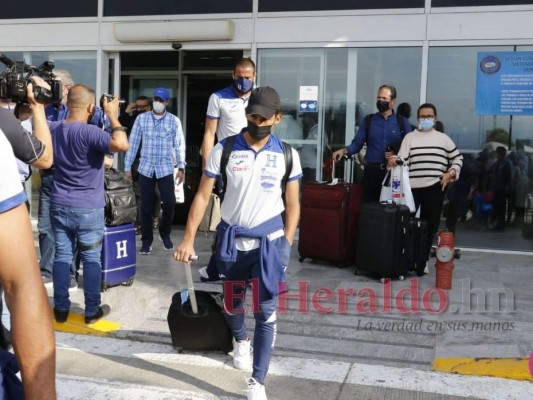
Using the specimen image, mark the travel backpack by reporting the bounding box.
[103,168,137,226]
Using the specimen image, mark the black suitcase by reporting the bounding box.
[355,202,410,280]
[406,218,428,276]
[167,264,233,353]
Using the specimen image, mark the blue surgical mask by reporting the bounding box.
[233,77,253,93]
[419,118,435,131]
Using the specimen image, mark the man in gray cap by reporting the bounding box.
[175,87,303,400]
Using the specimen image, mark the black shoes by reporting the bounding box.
[85,304,111,324]
[54,308,69,323]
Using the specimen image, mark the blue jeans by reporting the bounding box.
[38,172,78,278]
[50,205,104,317]
[218,237,290,384]
[139,173,175,246]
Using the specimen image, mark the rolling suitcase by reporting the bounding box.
[298,159,362,266]
[167,262,233,353]
[101,223,136,291]
[355,202,410,280]
[406,218,429,276]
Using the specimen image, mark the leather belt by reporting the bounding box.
[365,162,387,170]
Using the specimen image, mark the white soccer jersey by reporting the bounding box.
[205,133,303,250]
[0,129,27,213]
[206,86,249,141]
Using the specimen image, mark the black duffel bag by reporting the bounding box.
[104,168,137,226]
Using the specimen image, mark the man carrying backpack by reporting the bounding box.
[332,84,411,202]
[174,86,302,400]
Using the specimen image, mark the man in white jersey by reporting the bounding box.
[201,58,256,169]
[199,58,256,281]
[175,87,302,400]
[0,128,56,399]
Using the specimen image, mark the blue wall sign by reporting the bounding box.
[476,51,533,115]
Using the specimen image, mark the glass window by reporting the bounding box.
[432,0,532,7]
[182,50,244,71]
[258,47,422,182]
[1,51,97,89]
[427,46,533,251]
[259,0,423,12]
[3,1,97,19]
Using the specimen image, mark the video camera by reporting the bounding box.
[0,53,62,104]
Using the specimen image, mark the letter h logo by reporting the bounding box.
[265,154,277,169]
[116,240,128,259]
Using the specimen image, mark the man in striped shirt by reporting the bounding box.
[124,87,186,254]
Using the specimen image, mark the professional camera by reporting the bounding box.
[0,53,62,104]
[100,93,126,109]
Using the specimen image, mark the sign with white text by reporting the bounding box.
[476,52,533,115]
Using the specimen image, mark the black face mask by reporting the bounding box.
[247,121,272,140]
[376,100,390,113]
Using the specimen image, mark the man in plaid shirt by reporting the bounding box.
[125,87,185,254]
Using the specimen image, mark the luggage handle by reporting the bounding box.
[331,155,353,184]
[183,255,199,315]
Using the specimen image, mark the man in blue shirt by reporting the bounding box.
[50,85,129,324]
[124,87,186,254]
[39,70,113,290]
[333,84,411,202]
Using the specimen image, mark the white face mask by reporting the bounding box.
[152,101,166,113]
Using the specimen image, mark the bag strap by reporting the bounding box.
[281,141,293,198]
[219,135,237,202]
[364,114,372,134]
[396,113,406,137]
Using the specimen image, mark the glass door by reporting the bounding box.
[258,49,326,182]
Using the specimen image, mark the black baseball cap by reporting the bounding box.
[245,86,280,119]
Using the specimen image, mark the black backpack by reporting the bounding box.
[218,135,293,201]
[104,168,137,226]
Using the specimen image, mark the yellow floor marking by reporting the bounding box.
[52,311,121,336]
[434,358,532,381]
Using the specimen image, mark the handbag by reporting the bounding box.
[379,164,416,213]
[198,193,221,232]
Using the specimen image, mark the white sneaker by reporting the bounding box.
[424,262,429,275]
[233,338,252,370]
[245,378,267,400]
[198,266,209,280]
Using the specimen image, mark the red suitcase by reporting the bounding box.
[298,160,362,266]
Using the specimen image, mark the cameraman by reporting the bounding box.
[0,76,53,169]
[0,78,56,399]
[50,85,129,324]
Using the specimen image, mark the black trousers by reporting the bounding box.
[412,182,446,260]
[362,165,387,203]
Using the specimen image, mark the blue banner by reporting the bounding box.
[476,52,533,115]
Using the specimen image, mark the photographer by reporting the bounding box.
[50,85,129,324]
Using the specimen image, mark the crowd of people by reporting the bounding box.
[1,54,530,399]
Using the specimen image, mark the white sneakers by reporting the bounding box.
[234,340,266,399]
[245,378,267,400]
[232,338,252,370]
